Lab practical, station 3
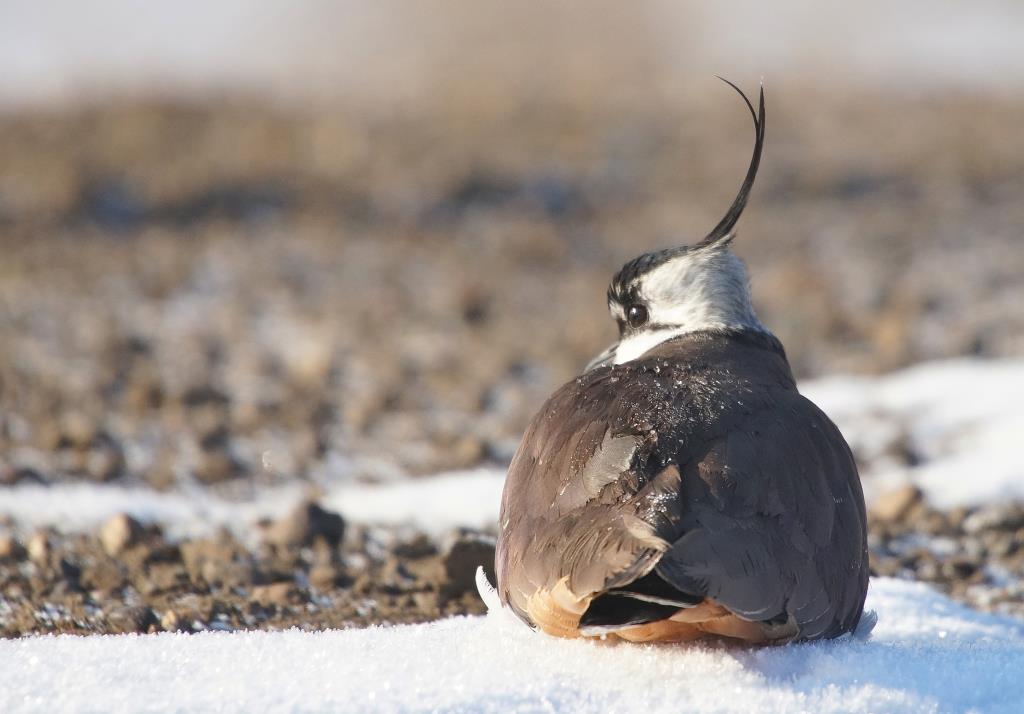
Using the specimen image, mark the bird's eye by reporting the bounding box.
[626,304,648,328]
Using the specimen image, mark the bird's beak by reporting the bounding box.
[584,343,617,372]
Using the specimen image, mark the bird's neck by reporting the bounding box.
[612,322,765,365]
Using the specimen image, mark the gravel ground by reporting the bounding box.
[0,87,1022,635]
[1,490,1022,637]
[0,505,494,638]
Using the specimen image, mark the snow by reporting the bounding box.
[2,577,1023,714]
[0,469,506,540]
[802,358,1024,508]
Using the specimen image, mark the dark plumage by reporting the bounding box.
[496,330,869,642]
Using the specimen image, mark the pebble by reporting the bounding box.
[60,411,98,449]
[180,535,253,588]
[251,582,302,607]
[440,532,497,599]
[262,500,345,549]
[26,531,51,565]
[161,610,182,632]
[0,466,46,486]
[99,513,143,557]
[963,504,1024,535]
[83,558,128,593]
[871,484,923,522]
[0,533,26,561]
[309,564,342,589]
[86,439,125,482]
[107,605,158,634]
[194,446,242,484]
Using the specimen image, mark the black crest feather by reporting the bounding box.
[608,79,766,304]
[694,77,766,249]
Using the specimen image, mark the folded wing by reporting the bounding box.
[654,391,868,640]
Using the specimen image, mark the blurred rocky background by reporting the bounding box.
[0,1,1022,635]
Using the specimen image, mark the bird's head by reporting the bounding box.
[588,80,769,371]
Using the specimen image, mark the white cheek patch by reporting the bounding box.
[605,249,767,366]
[640,259,718,330]
[612,328,684,365]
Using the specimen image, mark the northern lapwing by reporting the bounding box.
[495,81,869,643]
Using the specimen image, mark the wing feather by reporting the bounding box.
[656,391,868,638]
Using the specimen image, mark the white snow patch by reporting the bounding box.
[1,578,1022,714]
[803,358,1024,508]
[0,469,506,539]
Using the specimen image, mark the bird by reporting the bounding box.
[494,81,869,644]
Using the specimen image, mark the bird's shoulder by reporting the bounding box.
[504,329,796,510]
